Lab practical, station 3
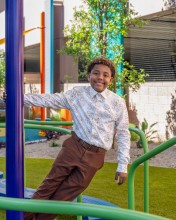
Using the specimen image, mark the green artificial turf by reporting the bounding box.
[0,157,175,220]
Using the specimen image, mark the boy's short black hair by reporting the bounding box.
[87,56,116,78]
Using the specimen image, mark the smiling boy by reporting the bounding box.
[24,56,130,220]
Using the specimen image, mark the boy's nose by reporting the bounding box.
[97,73,103,79]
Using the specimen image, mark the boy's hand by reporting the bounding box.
[115,172,127,185]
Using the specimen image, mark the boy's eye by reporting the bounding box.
[92,72,98,76]
[104,73,109,78]
[92,72,109,77]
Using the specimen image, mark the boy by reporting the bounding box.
[24,56,130,220]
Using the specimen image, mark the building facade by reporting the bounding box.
[125,5,176,141]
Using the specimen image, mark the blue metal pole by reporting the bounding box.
[50,0,54,93]
[5,1,24,220]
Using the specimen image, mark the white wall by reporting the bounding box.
[63,83,89,91]
[128,82,176,142]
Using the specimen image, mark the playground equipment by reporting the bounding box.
[0,121,173,220]
[0,28,43,46]
[0,121,174,219]
[128,136,176,211]
[5,1,24,219]
[1,120,174,219]
[40,11,46,121]
[1,117,176,219]
[0,196,170,220]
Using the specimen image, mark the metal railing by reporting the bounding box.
[128,137,176,212]
[24,119,74,126]
[0,196,170,220]
[0,122,72,135]
[128,127,149,213]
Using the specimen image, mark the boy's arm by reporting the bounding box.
[24,92,70,109]
[2,91,70,109]
[115,99,130,185]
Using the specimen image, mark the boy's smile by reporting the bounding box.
[88,64,112,93]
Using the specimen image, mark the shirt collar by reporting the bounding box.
[89,86,109,99]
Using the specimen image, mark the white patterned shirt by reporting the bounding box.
[24,86,130,173]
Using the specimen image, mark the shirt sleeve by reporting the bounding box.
[24,90,72,110]
[115,99,130,173]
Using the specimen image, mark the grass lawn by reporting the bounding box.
[0,157,175,220]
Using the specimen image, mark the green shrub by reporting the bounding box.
[137,118,158,148]
[129,123,140,141]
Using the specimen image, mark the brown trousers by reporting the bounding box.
[24,134,106,220]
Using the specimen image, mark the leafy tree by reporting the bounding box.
[0,51,5,89]
[163,0,176,9]
[58,0,148,92]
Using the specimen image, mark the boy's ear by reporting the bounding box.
[87,73,90,82]
[109,76,113,83]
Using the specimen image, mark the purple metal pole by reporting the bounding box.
[5,0,24,220]
[50,0,54,93]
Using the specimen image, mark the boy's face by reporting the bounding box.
[88,64,112,93]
